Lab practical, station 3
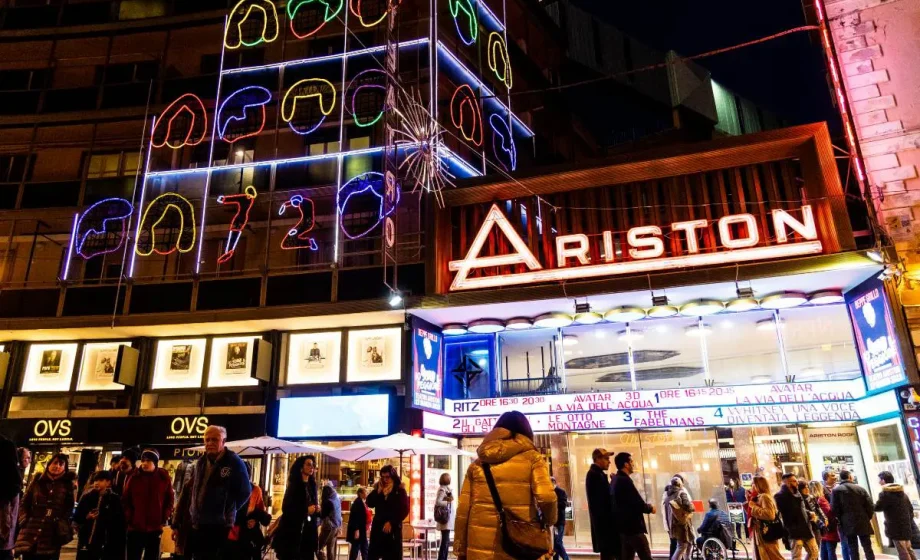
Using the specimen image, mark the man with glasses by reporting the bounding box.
[610,452,656,560]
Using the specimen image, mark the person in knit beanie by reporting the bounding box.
[122,448,174,560]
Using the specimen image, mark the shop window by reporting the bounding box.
[498,329,561,395]
[86,151,140,179]
[444,335,493,400]
[857,418,920,533]
[779,305,860,382]
[707,310,783,385]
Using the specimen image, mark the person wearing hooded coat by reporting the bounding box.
[873,471,916,560]
[585,448,617,560]
[15,453,77,560]
[271,455,319,560]
[662,474,689,558]
[0,435,21,560]
[454,410,557,560]
[665,476,694,560]
[366,465,409,560]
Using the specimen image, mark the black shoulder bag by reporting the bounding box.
[481,463,550,560]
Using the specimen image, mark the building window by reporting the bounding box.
[86,152,140,179]
[96,61,158,86]
[0,69,47,92]
[0,154,33,183]
[118,0,167,20]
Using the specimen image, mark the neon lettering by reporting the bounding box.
[279,194,319,251]
[216,186,258,264]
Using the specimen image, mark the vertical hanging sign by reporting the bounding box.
[382,2,400,292]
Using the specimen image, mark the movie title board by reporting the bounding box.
[443,379,866,417]
[424,390,897,436]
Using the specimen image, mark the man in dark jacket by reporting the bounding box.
[586,448,617,560]
[874,471,916,560]
[697,499,731,548]
[610,452,655,560]
[181,425,252,560]
[74,471,125,560]
[114,449,138,496]
[831,470,875,560]
[551,477,570,560]
[775,474,818,560]
[123,448,175,560]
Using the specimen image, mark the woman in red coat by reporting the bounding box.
[15,454,77,560]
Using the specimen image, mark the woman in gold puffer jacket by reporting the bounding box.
[454,411,557,560]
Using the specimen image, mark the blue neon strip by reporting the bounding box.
[436,42,533,138]
[62,212,78,281]
[221,38,429,75]
[477,0,504,33]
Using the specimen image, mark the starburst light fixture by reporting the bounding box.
[393,89,455,207]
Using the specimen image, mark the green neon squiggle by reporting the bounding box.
[448,0,478,44]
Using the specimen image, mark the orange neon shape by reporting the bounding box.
[449,84,483,147]
[348,0,401,27]
[151,93,208,149]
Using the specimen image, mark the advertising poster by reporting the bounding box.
[169,345,192,373]
[303,340,329,370]
[847,277,907,392]
[40,349,61,375]
[94,348,118,379]
[822,455,855,474]
[225,342,248,372]
[728,502,745,524]
[411,317,444,412]
[361,336,386,369]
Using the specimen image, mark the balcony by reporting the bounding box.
[501,373,563,397]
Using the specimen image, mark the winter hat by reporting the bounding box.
[140,448,160,466]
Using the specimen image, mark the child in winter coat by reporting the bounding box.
[74,471,126,560]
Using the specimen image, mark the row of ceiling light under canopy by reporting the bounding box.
[441,289,845,336]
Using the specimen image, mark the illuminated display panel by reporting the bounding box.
[151,338,207,390]
[277,394,390,438]
[208,336,260,388]
[346,327,402,382]
[22,343,79,393]
[77,342,131,392]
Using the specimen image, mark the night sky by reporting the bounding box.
[574,0,841,133]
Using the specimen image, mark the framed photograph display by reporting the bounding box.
[22,343,78,392]
[346,327,402,382]
[151,338,206,390]
[208,336,259,388]
[77,342,131,391]
[286,331,342,385]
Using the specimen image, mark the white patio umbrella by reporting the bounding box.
[187,435,330,456]
[324,432,473,472]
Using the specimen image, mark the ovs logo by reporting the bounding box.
[33,419,71,438]
[171,416,209,437]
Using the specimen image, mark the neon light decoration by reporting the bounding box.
[225,0,280,49]
[487,32,512,89]
[394,89,454,206]
[346,69,386,127]
[488,113,516,172]
[338,172,400,240]
[74,198,134,259]
[282,78,336,135]
[216,185,258,263]
[449,84,482,146]
[135,193,197,257]
[279,195,318,251]
[448,0,478,45]
[349,0,400,27]
[151,94,208,149]
[287,0,343,39]
[217,85,272,143]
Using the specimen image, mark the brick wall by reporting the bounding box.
[825,0,920,264]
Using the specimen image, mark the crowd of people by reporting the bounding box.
[0,416,917,560]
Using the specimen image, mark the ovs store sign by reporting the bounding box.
[167,415,209,442]
[30,419,76,443]
[449,204,822,291]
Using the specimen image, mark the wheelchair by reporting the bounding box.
[690,534,751,560]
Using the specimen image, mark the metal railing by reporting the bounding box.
[500,376,563,397]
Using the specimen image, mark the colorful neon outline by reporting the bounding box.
[349,0,400,28]
[225,0,280,49]
[279,195,319,251]
[75,198,134,259]
[488,113,516,172]
[135,192,197,257]
[449,84,483,146]
[448,0,477,46]
[281,78,336,136]
[151,94,208,149]
[216,185,258,264]
[217,85,272,143]
[287,0,344,39]
[487,32,512,90]
[338,172,400,240]
[346,69,386,128]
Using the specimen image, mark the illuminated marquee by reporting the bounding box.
[448,204,823,291]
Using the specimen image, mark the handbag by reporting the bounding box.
[481,463,551,560]
[434,489,451,524]
[761,514,786,543]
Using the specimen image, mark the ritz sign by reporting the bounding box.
[448,204,823,291]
